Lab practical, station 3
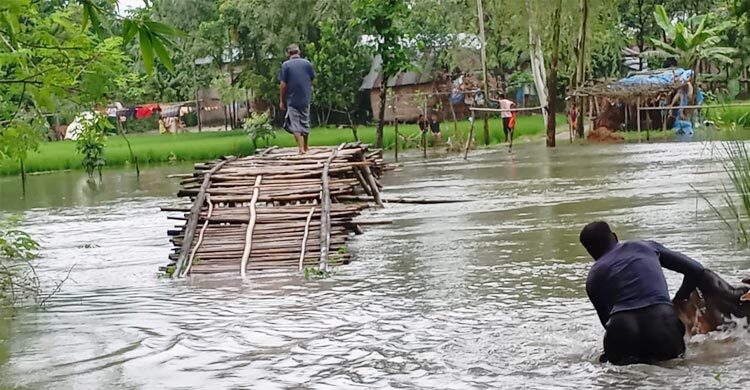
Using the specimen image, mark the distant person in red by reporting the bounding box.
[279,43,315,154]
[568,102,578,140]
[494,93,516,143]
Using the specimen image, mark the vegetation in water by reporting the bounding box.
[0,216,40,307]
[76,114,111,180]
[303,267,334,280]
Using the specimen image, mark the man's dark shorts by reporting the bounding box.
[603,303,685,365]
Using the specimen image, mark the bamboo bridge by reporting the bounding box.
[161,143,388,277]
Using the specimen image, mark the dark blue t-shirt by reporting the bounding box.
[279,57,315,109]
[586,240,704,326]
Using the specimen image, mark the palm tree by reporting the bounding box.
[644,5,736,74]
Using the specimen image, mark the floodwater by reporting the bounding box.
[1,141,749,389]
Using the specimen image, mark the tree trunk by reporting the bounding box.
[575,0,589,139]
[637,0,644,71]
[20,158,26,196]
[376,79,387,149]
[546,0,563,148]
[476,0,491,145]
[526,0,549,125]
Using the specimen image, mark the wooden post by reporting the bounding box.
[299,207,316,271]
[637,96,642,141]
[394,120,399,163]
[239,175,262,277]
[194,62,202,132]
[319,149,339,271]
[476,0,492,145]
[173,157,236,277]
[182,193,214,277]
[353,167,373,196]
[464,115,477,160]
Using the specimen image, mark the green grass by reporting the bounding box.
[704,102,750,126]
[0,115,559,176]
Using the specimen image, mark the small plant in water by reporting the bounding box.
[0,215,40,307]
[163,265,176,278]
[696,126,750,243]
[303,267,334,280]
[75,113,110,181]
[77,243,99,249]
[337,245,348,255]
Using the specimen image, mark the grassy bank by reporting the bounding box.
[0,115,559,176]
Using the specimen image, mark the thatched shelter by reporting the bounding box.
[570,68,694,132]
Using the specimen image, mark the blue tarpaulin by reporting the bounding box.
[618,68,693,86]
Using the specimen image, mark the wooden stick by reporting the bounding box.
[362,155,383,208]
[353,167,373,196]
[239,175,262,277]
[319,147,340,271]
[173,157,236,277]
[464,117,476,160]
[183,193,214,277]
[299,207,316,271]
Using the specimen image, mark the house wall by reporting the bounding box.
[369,81,471,123]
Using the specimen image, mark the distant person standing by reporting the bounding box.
[279,43,315,154]
[495,93,516,143]
[429,113,442,143]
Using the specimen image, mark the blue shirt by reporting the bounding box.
[279,57,315,109]
[586,240,704,327]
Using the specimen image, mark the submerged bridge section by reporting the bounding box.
[161,143,387,277]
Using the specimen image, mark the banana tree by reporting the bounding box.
[644,5,736,76]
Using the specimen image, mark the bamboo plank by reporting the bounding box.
[239,175,262,277]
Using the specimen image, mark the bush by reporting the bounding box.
[123,114,159,133]
[244,111,276,149]
[76,113,110,179]
[0,216,40,307]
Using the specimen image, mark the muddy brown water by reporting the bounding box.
[0,141,749,389]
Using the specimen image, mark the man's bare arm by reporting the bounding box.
[279,81,287,111]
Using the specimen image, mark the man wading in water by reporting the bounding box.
[579,221,706,365]
[279,43,315,154]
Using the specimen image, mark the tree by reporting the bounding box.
[645,5,736,75]
[546,0,563,147]
[0,0,183,187]
[353,0,412,149]
[307,18,370,126]
[574,0,589,139]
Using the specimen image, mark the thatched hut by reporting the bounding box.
[570,68,696,133]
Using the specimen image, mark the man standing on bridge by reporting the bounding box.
[279,43,315,154]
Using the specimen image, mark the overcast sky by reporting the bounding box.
[118,0,145,14]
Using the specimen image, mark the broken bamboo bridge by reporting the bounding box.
[161,143,389,277]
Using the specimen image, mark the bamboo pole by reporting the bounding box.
[476,0,491,146]
[394,120,399,163]
[299,207,316,271]
[182,193,214,277]
[637,96,642,141]
[173,157,236,277]
[463,117,476,160]
[239,175,262,277]
[319,148,339,271]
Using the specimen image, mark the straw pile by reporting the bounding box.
[162,143,387,277]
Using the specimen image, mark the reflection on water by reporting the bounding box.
[0,142,749,389]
